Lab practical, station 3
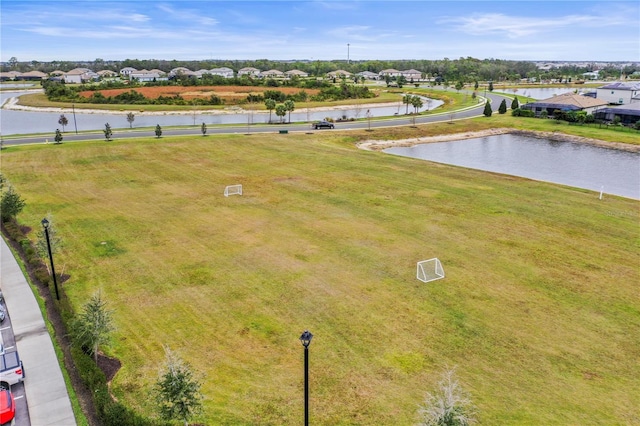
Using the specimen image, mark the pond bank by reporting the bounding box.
[357,128,640,153]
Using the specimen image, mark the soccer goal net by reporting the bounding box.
[224,184,243,197]
[417,258,445,283]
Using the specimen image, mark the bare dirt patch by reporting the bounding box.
[79,85,320,101]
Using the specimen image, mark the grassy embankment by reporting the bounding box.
[1,123,638,425]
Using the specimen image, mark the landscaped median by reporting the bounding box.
[0,125,637,424]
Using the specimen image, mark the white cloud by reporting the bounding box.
[441,12,630,39]
[156,4,219,26]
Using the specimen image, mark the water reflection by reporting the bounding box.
[384,134,640,199]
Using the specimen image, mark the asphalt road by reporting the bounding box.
[1,301,30,426]
[1,92,511,146]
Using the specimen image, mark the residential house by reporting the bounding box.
[379,69,401,79]
[130,69,167,82]
[119,67,137,77]
[210,67,234,78]
[238,67,261,77]
[63,68,98,84]
[596,82,640,105]
[169,67,196,78]
[18,70,47,81]
[0,71,22,81]
[356,71,378,80]
[97,70,118,78]
[327,70,351,78]
[285,69,309,78]
[594,102,640,125]
[401,69,422,81]
[261,69,285,78]
[521,93,608,116]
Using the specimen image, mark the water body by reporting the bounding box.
[0,90,442,135]
[384,134,640,200]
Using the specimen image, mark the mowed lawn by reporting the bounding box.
[2,132,639,425]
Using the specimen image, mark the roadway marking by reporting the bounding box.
[0,327,11,331]
[14,395,24,400]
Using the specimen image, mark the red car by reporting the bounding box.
[0,389,15,425]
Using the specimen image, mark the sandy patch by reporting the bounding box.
[357,128,640,153]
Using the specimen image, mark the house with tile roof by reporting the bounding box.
[401,69,422,81]
[327,70,351,78]
[261,69,285,78]
[238,67,261,77]
[356,71,378,80]
[521,93,608,116]
[596,82,640,105]
[63,68,98,84]
[285,69,309,78]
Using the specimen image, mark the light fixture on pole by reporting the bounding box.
[347,43,350,64]
[41,218,60,300]
[300,330,313,426]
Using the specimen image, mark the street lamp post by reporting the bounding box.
[41,218,60,300]
[300,330,313,426]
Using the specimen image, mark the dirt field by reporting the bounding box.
[78,85,320,102]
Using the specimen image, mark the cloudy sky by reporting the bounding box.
[1,0,638,62]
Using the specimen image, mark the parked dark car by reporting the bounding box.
[312,120,334,129]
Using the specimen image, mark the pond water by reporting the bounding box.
[494,87,592,100]
[384,134,640,200]
[0,90,442,135]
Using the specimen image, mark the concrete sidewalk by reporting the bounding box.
[1,236,76,426]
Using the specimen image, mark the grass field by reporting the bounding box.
[1,125,639,425]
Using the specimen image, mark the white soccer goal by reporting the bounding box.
[417,258,445,283]
[224,184,243,197]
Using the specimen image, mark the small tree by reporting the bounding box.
[104,123,113,141]
[474,81,479,90]
[540,110,549,119]
[635,120,640,130]
[417,369,477,426]
[455,81,464,92]
[265,98,276,123]
[70,291,114,363]
[155,346,203,426]
[201,122,207,136]
[483,101,492,117]
[511,96,519,110]
[275,104,287,123]
[54,129,63,144]
[0,185,26,222]
[155,124,163,138]
[488,81,494,92]
[58,114,68,132]
[284,99,295,123]
[126,112,135,128]
[498,99,507,114]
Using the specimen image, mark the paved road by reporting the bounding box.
[0,306,29,426]
[1,237,77,426]
[1,92,511,146]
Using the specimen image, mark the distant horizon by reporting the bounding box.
[2,1,639,63]
[3,58,637,65]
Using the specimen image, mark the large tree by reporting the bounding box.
[70,292,114,362]
[155,347,203,426]
[498,99,507,114]
[511,96,519,110]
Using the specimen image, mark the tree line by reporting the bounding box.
[5,56,638,84]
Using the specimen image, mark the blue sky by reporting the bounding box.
[1,1,638,62]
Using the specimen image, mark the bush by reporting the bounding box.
[512,108,535,117]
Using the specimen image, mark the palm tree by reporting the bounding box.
[265,99,276,123]
[284,99,295,123]
[402,94,412,114]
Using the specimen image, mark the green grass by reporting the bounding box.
[1,128,638,425]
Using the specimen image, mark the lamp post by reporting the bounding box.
[300,330,313,426]
[347,43,350,64]
[41,218,60,300]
